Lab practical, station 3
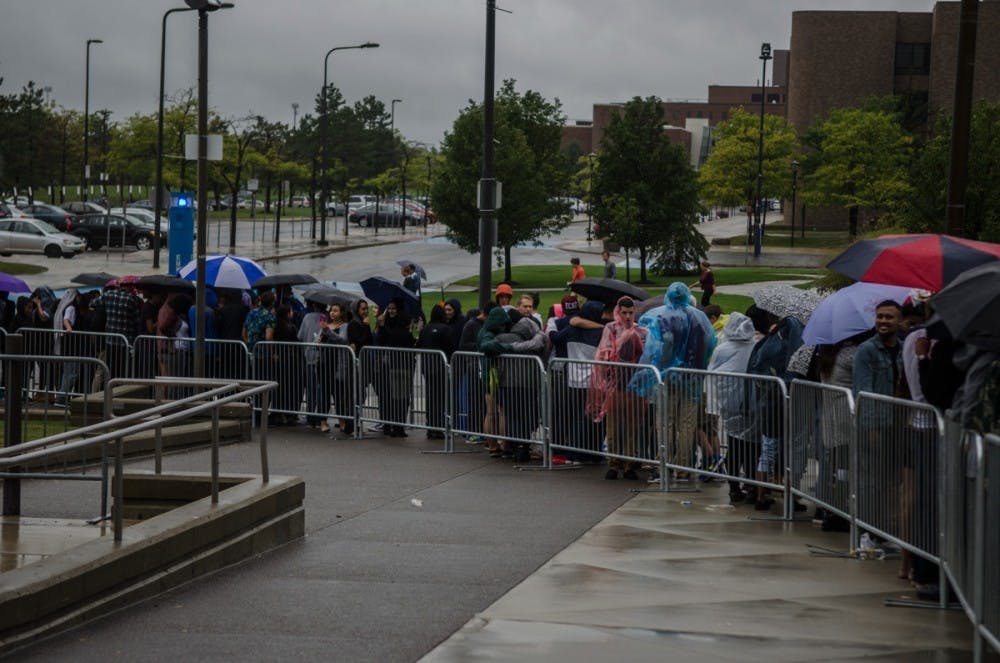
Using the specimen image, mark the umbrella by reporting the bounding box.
[137,274,195,291]
[0,272,30,294]
[396,260,427,280]
[300,284,361,307]
[252,273,318,289]
[827,233,1000,291]
[802,282,913,345]
[750,284,823,323]
[178,254,267,290]
[360,276,422,318]
[71,272,118,287]
[929,262,1000,351]
[570,277,650,305]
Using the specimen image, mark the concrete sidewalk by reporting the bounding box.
[422,485,975,662]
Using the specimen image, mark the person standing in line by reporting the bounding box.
[691,260,715,307]
[567,257,586,288]
[602,250,617,280]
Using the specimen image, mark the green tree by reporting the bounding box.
[902,101,1000,242]
[592,96,706,281]
[699,107,799,220]
[801,107,913,236]
[432,80,569,282]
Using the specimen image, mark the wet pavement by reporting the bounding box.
[421,484,975,662]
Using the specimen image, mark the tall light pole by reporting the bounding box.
[754,42,771,258]
[586,152,595,243]
[319,41,379,247]
[291,102,299,130]
[155,6,197,269]
[390,98,402,134]
[789,160,799,248]
[390,99,402,228]
[82,38,103,203]
[186,0,231,380]
[478,0,497,310]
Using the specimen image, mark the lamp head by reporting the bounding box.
[88,38,103,45]
[361,42,379,49]
[760,42,772,60]
[185,0,229,10]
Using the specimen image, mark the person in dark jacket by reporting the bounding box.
[477,306,511,454]
[418,304,455,438]
[374,298,416,437]
[443,298,467,349]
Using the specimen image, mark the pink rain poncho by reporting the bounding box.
[587,296,648,421]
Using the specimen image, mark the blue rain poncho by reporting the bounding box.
[629,282,716,398]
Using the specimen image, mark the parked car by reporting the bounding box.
[348,204,418,228]
[0,218,86,259]
[72,213,163,251]
[110,207,171,233]
[346,194,378,212]
[3,195,32,208]
[19,203,78,232]
[325,197,347,215]
[290,196,310,208]
[62,201,108,216]
[0,202,32,219]
[130,199,154,210]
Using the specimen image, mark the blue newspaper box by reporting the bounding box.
[168,192,194,275]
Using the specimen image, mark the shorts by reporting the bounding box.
[757,434,778,474]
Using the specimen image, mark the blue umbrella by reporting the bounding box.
[360,276,421,318]
[802,281,912,345]
[0,272,30,294]
[177,254,267,290]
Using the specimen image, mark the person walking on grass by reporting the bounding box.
[691,260,715,307]
[602,250,617,280]
[567,257,586,288]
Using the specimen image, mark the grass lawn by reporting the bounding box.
[452,265,826,289]
[0,418,72,445]
[0,261,48,276]
[725,229,850,250]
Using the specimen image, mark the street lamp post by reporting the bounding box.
[390,99,402,231]
[754,42,771,258]
[319,41,379,247]
[82,38,103,204]
[155,6,198,270]
[291,102,299,130]
[789,160,799,248]
[478,0,498,311]
[185,0,231,381]
[586,152,595,243]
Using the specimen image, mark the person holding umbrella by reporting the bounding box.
[374,298,416,437]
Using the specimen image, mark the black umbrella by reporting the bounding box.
[360,276,422,318]
[300,284,360,307]
[928,261,1000,351]
[136,274,196,291]
[252,273,319,289]
[71,272,118,287]
[395,259,427,280]
[570,277,649,305]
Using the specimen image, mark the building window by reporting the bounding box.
[895,42,930,75]
[766,93,781,104]
[696,110,702,118]
[751,93,762,103]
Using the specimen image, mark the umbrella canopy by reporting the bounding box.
[71,272,118,287]
[751,284,823,323]
[802,282,913,345]
[137,274,195,291]
[178,255,267,290]
[570,277,650,305]
[252,273,318,289]
[929,262,1000,351]
[300,284,361,308]
[360,276,421,318]
[0,272,30,294]
[827,233,1000,291]
[396,260,427,280]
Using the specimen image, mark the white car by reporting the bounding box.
[0,217,86,259]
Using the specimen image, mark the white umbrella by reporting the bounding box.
[177,255,267,290]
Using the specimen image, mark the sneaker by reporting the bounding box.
[647,471,661,484]
[605,469,619,480]
[729,490,747,504]
[623,469,639,481]
[514,447,531,463]
[465,435,484,444]
[754,498,774,511]
[793,501,808,513]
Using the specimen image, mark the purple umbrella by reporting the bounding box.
[802,282,913,345]
[0,272,30,294]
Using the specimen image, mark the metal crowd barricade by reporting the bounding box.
[251,340,359,434]
[133,334,251,385]
[854,392,944,564]
[547,357,659,472]
[942,422,976,614]
[980,433,1000,658]
[662,368,788,498]
[358,346,449,440]
[789,379,856,538]
[448,351,547,460]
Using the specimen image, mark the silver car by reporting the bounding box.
[0,218,86,259]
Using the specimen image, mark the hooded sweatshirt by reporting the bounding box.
[705,312,757,420]
[587,297,648,419]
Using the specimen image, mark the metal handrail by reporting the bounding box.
[1,375,276,542]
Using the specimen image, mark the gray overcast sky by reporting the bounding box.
[1,0,932,146]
